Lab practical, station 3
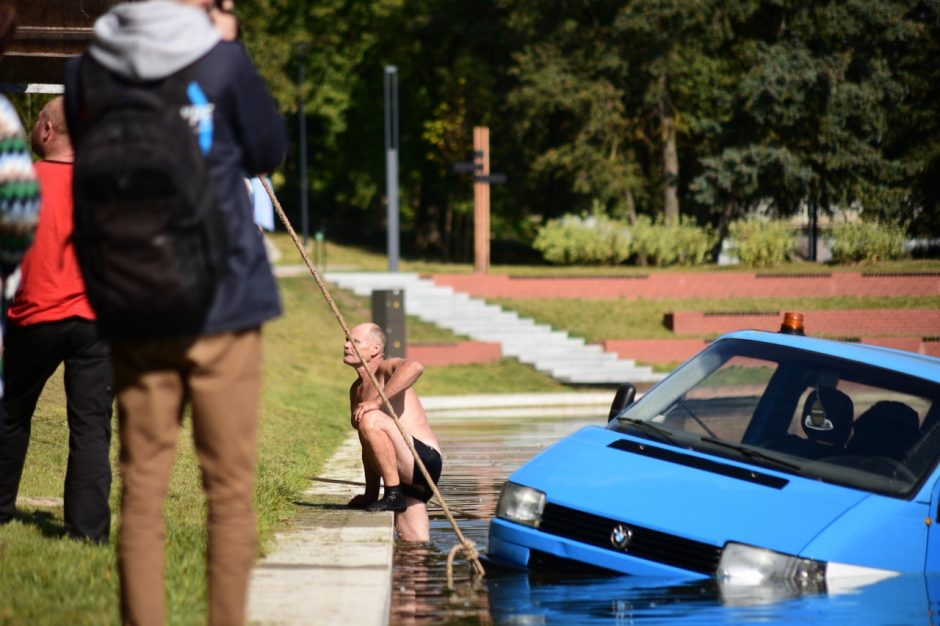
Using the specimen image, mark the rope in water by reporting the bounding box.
[260,178,486,584]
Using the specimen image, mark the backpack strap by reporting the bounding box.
[80,57,197,122]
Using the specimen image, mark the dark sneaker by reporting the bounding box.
[365,486,407,513]
[347,494,378,509]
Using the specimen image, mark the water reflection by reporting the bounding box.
[390,414,940,625]
[487,572,939,625]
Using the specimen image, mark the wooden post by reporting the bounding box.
[473,126,490,274]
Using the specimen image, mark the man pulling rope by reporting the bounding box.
[259,178,485,579]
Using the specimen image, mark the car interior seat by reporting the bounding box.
[847,400,921,461]
[800,387,854,453]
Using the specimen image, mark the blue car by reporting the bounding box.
[488,318,940,589]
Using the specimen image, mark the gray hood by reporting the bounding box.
[89,1,220,81]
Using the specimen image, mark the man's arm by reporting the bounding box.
[353,358,424,422]
[349,381,360,430]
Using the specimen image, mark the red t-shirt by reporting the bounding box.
[8,160,96,325]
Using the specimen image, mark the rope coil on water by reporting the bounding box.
[260,179,486,586]
[446,540,480,591]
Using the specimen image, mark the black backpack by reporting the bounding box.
[72,58,227,338]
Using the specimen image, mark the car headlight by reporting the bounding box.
[496,482,546,528]
[718,542,826,585]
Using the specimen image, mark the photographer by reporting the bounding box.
[64,1,286,624]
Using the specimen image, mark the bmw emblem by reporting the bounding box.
[610,524,634,551]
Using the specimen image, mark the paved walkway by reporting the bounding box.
[247,435,394,626]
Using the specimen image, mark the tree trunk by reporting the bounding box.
[625,188,637,226]
[659,76,680,225]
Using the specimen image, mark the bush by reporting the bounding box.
[631,215,716,266]
[831,221,907,263]
[533,214,631,265]
[728,219,796,267]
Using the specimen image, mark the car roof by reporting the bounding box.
[720,330,940,384]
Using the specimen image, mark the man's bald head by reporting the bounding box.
[361,323,387,352]
[344,323,387,367]
[32,96,73,161]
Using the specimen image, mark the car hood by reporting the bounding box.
[510,426,871,556]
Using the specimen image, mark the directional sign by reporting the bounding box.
[452,161,483,173]
[474,173,507,184]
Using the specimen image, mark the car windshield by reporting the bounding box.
[608,338,940,498]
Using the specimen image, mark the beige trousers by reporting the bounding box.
[112,329,262,626]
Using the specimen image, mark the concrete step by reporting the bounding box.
[323,272,664,385]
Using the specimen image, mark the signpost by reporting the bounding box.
[452,127,506,274]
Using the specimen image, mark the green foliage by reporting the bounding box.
[234,0,940,257]
[728,219,797,267]
[831,221,908,263]
[631,215,716,266]
[533,213,631,265]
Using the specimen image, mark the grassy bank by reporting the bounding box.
[0,275,565,625]
[492,295,940,343]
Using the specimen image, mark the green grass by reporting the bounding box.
[268,234,940,275]
[491,296,940,342]
[0,275,569,625]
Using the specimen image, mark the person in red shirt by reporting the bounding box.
[0,97,113,544]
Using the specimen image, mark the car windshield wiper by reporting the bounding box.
[700,437,804,473]
[616,417,677,443]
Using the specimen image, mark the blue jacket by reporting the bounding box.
[65,36,287,338]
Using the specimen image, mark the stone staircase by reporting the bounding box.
[323,272,664,385]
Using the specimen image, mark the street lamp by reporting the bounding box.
[384,65,400,272]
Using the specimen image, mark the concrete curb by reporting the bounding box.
[247,434,394,626]
[421,391,623,420]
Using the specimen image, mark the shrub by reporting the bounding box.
[533,214,632,265]
[728,219,796,267]
[631,215,716,266]
[831,221,907,263]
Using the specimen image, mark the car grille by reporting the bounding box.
[539,503,722,574]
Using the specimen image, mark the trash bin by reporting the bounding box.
[371,289,406,358]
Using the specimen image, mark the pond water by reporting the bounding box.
[390,414,940,625]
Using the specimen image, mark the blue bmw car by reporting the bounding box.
[488,318,940,589]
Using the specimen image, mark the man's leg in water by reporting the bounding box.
[395,497,430,542]
[356,410,415,512]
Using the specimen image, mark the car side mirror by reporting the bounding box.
[608,382,637,421]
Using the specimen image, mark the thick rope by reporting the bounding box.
[446,540,480,591]
[260,178,486,580]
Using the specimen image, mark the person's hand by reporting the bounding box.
[348,493,378,509]
[353,399,383,425]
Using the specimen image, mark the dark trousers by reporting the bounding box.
[0,318,114,543]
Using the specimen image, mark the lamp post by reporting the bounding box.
[297,44,311,248]
[384,65,400,272]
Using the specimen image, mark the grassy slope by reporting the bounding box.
[0,275,564,625]
[492,295,940,343]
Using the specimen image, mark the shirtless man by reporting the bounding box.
[344,323,443,541]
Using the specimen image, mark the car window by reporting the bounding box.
[659,356,777,442]
[611,338,940,498]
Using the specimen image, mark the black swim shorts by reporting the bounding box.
[401,437,443,503]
